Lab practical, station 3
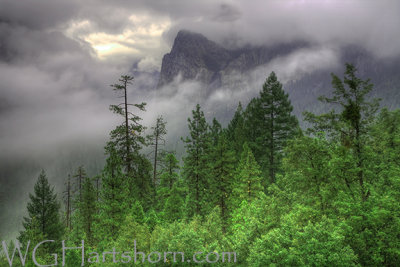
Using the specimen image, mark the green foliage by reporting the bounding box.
[18,170,64,251]
[244,72,300,184]
[68,167,97,245]
[210,133,236,231]
[232,143,263,209]
[305,63,380,202]
[248,215,359,266]
[148,115,167,188]
[281,135,336,213]
[156,152,181,211]
[130,200,145,224]
[107,75,153,207]
[144,209,160,231]
[114,216,151,257]
[79,176,96,244]
[93,148,129,248]
[226,102,246,159]
[210,117,222,146]
[129,155,154,209]
[305,63,380,140]
[151,208,232,266]
[371,108,400,163]
[159,152,180,190]
[163,185,184,222]
[108,75,147,173]
[182,104,212,217]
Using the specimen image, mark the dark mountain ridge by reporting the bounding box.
[158,30,308,90]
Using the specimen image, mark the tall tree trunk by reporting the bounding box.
[124,79,131,174]
[269,110,275,183]
[66,176,71,230]
[153,131,159,188]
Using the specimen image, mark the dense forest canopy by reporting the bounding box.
[1,64,400,266]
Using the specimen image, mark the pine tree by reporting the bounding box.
[259,72,299,183]
[304,63,380,202]
[233,143,263,206]
[148,115,167,188]
[76,176,96,244]
[163,185,184,222]
[227,102,246,159]
[182,104,211,217]
[156,152,181,211]
[131,155,154,209]
[107,75,153,207]
[18,170,64,250]
[69,166,89,242]
[130,200,145,224]
[63,175,72,231]
[159,152,180,190]
[243,98,264,159]
[244,72,299,184]
[94,147,128,246]
[108,75,147,175]
[73,166,87,202]
[371,108,400,163]
[210,118,222,146]
[210,133,236,232]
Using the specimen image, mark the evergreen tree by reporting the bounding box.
[182,104,212,217]
[63,175,72,231]
[159,152,180,190]
[252,72,300,184]
[107,75,153,207]
[145,209,160,231]
[148,115,167,188]
[94,147,128,246]
[73,166,87,202]
[130,200,145,224]
[76,176,96,244]
[156,152,180,211]
[18,170,64,250]
[163,185,184,222]
[210,118,222,146]
[304,63,380,202]
[131,155,154,209]
[68,166,89,243]
[227,102,246,160]
[243,98,263,159]
[281,135,334,213]
[371,108,400,163]
[108,75,146,174]
[233,143,263,206]
[210,133,236,232]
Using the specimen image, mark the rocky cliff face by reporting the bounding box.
[157,30,232,88]
[157,30,306,89]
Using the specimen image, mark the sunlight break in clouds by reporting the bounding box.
[66,13,171,65]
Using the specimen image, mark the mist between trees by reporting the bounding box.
[2,63,400,266]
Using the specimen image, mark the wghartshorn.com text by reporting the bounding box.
[1,240,237,266]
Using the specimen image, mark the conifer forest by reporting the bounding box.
[2,64,400,266]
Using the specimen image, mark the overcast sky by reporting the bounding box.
[1,0,400,239]
[1,0,399,154]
